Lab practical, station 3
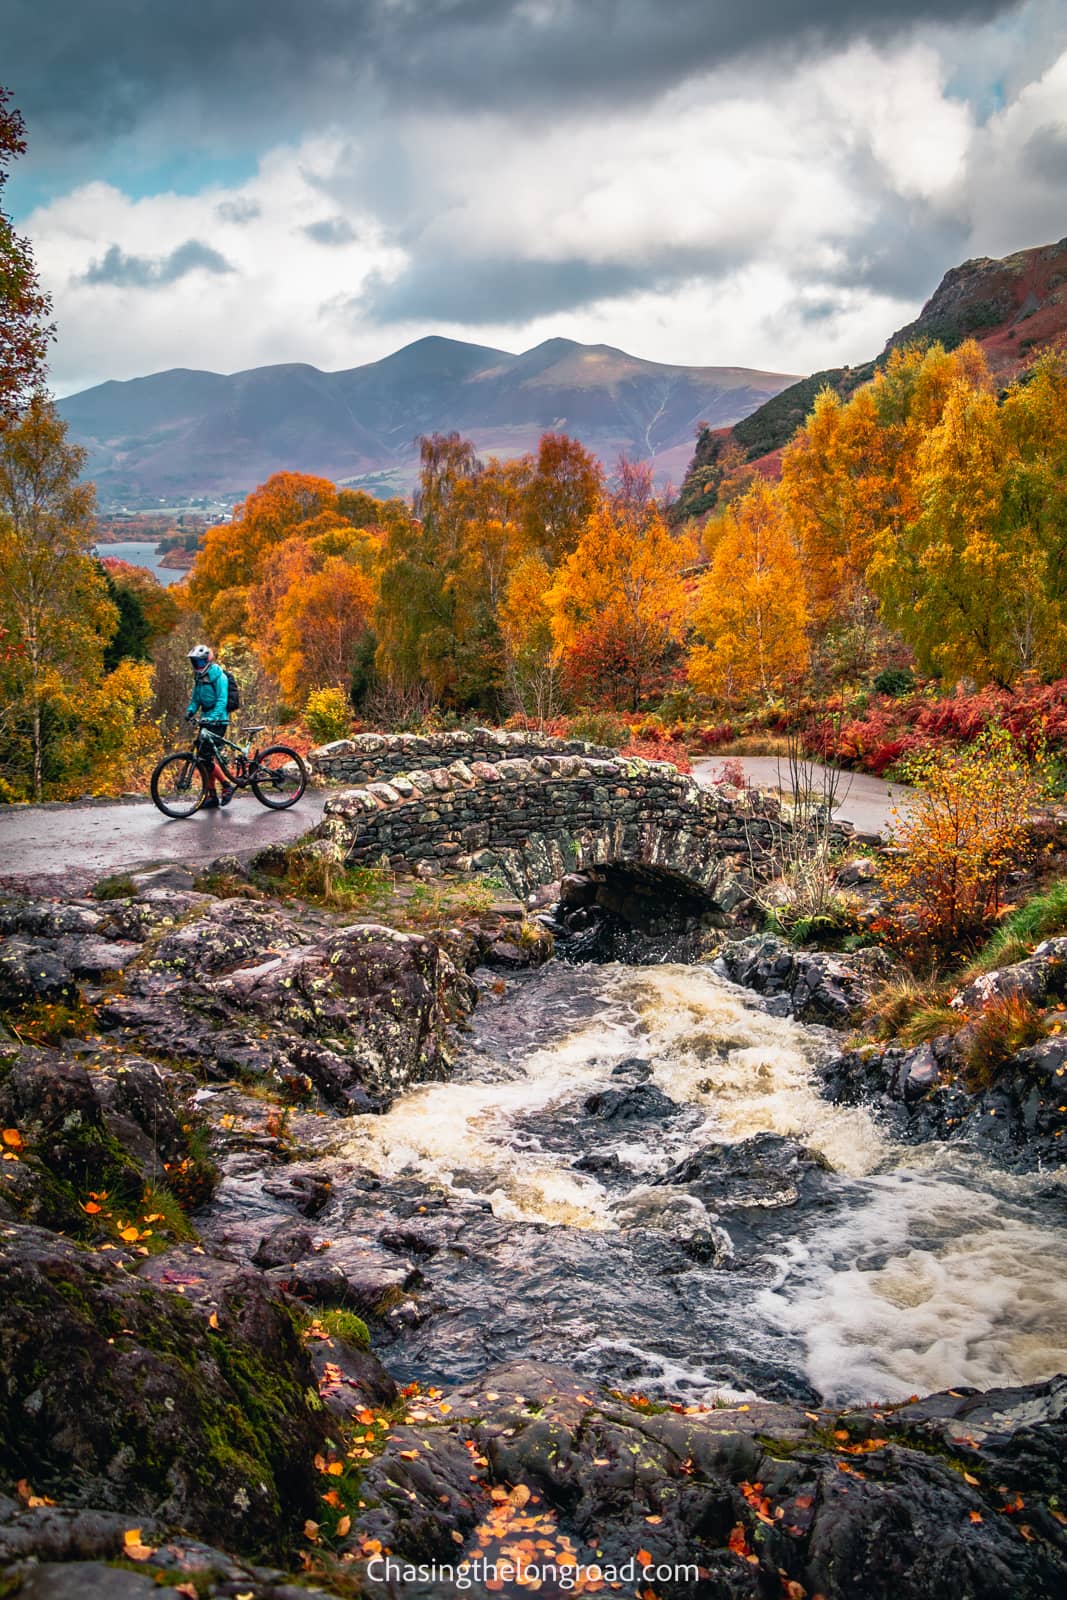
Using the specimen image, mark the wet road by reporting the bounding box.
[0,789,329,882]
[692,755,912,837]
[0,756,908,887]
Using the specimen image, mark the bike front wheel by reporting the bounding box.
[250,745,308,810]
[151,752,207,818]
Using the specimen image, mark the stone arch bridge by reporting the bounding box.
[310,735,807,922]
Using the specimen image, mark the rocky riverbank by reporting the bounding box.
[3,867,1067,1596]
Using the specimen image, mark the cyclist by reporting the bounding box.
[185,644,235,809]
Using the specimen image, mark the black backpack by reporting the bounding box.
[223,669,241,713]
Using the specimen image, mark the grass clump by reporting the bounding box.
[959,994,1046,1091]
[963,880,1067,978]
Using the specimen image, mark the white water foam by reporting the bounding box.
[759,1160,1067,1402]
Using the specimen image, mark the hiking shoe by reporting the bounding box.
[202,794,220,810]
[220,784,236,807]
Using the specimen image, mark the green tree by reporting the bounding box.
[0,398,114,796]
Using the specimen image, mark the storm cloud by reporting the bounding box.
[3,0,1024,164]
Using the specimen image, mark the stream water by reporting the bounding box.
[336,961,1067,1407]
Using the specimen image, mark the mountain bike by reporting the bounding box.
[150,721,308,819]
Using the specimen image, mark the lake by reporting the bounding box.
[94,541,185,586]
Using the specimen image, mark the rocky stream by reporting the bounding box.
[2,860,1067,1598]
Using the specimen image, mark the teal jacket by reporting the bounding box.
[186,662,229,725]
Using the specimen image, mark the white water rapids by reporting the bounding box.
[337,962,1067,1406]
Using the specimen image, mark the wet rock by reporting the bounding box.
[253,1219,317,1268]
[0,936,76,1007]
[652,1132,831,1216]
[953,936,1067,1013]
[345,1361,1067,1600]
[0,1225,329,1560]
[582,1083,680,1123]
[307,1336,398,1417]
[716,932,898,1024]
[262,1167,334,1218]
[823,1032,1067,1169]
[265,1237,421,1317]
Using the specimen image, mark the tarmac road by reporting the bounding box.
[0,788,329,885]
[0,756,909,889]
[692,755,912,838]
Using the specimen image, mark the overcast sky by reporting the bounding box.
[4,0,1067,395]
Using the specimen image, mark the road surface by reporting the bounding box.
[0,758,908,888]
[692,755,911,838]
[0,790,329,886]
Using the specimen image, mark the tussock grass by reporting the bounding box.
[963,881,1067,978]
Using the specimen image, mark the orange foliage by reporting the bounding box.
[879,726,1047,951]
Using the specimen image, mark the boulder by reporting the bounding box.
[0,1226,330,1560]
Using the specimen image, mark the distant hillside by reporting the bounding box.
[674,235,1067,523]
[57,336,798,509]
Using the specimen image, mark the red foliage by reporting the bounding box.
[695,722,736,749]
[807,680,1067,775]
[620,736,692,772]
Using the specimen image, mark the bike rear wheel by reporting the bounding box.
[151,752,207,818]
[250,745,308,810]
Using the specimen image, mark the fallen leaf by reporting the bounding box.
[208,1311,219,1329]
[969,1511,983,1524]
[636,1548,652,1565]
[336,1514,351,1536]
[1,1130,23,1150]
[304,1518,320,1541]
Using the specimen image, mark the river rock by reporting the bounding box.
[346,1360,1067,1600]
[953,936,1067,1013]
[716,932,898,1023]
[0,1224,330,1560]
[821,1031,1067,1168]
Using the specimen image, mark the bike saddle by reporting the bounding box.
[243,724,267,735]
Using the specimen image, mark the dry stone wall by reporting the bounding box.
[308,728,617,785]
[316,752,799,906]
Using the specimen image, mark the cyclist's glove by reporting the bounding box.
[184,711,195,723]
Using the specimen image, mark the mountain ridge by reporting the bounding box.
[58,335,799,508]
[672,235,1067,523]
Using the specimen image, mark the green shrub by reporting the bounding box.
[873,666,916,698]
[966,881,1067,976]
[304,686,353,745]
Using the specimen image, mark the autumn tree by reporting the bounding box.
[518,432,602,562]
[0,398,115,796]
[498,551,561,723]
[375,433,483,704]
[546,466,694,710]
[187,472,340,641]
[779,341,994,633]
[688,478,809,703]
[869,350,1067,686]
[1,88,53,421]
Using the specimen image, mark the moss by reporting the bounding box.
[318,1308,371,1349]
[91,872,138,900]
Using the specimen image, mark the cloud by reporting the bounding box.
[216,197,261,224]
[81,238,235,288]
[303,216,357,246]
[4,0,1023,172]
[17,15,1067,397]
[1022,120,1067,181]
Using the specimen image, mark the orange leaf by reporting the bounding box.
[636,1548,652,1565]
[969,1511,983,1524]
[1,1129,23,1150]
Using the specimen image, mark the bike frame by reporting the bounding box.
[194,723,262,786]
